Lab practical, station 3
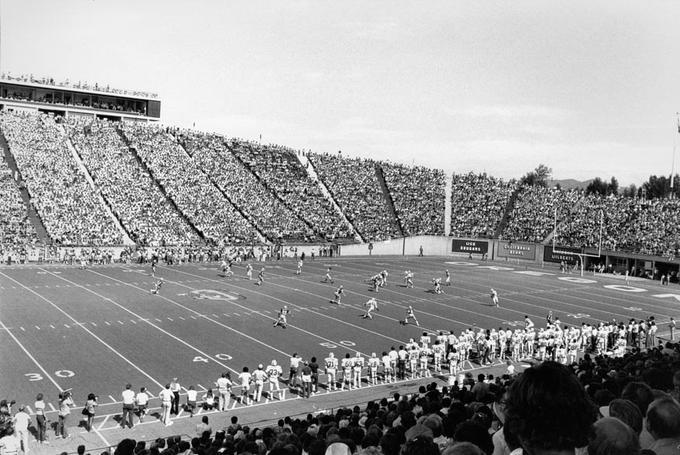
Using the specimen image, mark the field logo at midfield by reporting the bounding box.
[190,289,239,301]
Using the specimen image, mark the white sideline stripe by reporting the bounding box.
[0,316,63,392]
[88,269,291,358]
[48,269,240,375]
[12,269,164,389]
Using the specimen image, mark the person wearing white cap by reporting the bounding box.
[252,364,268,402]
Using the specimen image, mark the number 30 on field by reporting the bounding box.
[25,370,75,382]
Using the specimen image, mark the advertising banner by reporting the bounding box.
[543,245,581,264]
[451,239,488,254]
[497,241,536,260]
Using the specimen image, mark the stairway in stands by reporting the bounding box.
[542,193,586,245]
[374,164,405,237]
[115,127,206,243]
[493,186,522,239]
[297,153,363,242]
[0,130,51,243]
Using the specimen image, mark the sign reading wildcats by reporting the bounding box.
[496,241,536,260]
[543,245,582,264]
[190,289,242,301]
[451,239,488,254]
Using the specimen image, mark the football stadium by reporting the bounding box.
[1,2,680,455]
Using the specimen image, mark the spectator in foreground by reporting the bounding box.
[645,397,680,455]
[588,417,640,455]
[504,361,597,455]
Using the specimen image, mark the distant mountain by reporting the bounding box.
[548,178,593,190]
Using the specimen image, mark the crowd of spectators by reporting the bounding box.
[229,143,352,241]
[450,173,517,239]
[0,157,39,251]
[557,195,680,257]
[121,123,260,245]
[180,132,313,242]
[308,154,400,242]
[501,186,581,243]
[0,111,122,245]
[68,119,200,246]
[381,163,446,236]
[3,335,678,455]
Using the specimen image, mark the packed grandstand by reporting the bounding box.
[1,110,680,261]
[2,109,680,455]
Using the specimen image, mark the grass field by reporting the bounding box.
[1,255,678,435]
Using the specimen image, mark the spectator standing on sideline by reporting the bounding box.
[13,405,30,454]
[159,384,173,426]
[121,384,135,429]
[169,378,181,415]
[135,387,149,423]
[56,391,74,439]
[216,373,231,411]
[33,394,47,445]
[84,394,97,432]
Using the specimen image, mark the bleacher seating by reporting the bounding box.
[121,123,259,244]
[0,111,122,245]
[308,154,400,241]
[0,157,39,249]
[450,173,517,239]
[180,132,313,242]
[68,119,199,246]
[381,163,446,236]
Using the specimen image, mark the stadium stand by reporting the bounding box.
[229,143,353,241]
[0,156,39,250]
[0,111,122,246]
[450,173,518,239]
[380,163,446,236]
[179,132,313,242]
[308,154,401,241]
[67,118,200,246]
[501,186,582,243]
[120,123,260,244]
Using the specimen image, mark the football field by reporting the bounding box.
[1,255,678,432]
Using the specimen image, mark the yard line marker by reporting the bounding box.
[155,318,162,322]
[130,319,137,324]
[178,317,185,321]
[34,325,40,330]
[0,318,63,392]
[20,326,25,331]
[190,316,197,319]
[104,321,111,326]
[88,270,292,359]
[91,322,97,327]
[48,403,56,412]
[64,324,70,328]
[167,317,173,321]
[5,270,165,389]
[97,414,110,430]
[211,313,219,318]
[118,320,124,325]
[197,384,207,392]
[49,324,55,329]
[109,395,117,403]
[48,270,240,375]
[233,313,240,316]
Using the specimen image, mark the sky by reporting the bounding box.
[2,0,679,185]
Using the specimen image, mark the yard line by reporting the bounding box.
[178,317,185,321]
[97,414,110,430]
[0,270,164,389]
[34,325,40,330]
[41,269,239,375]
[130,319,137,324]
[48,403,56,412]
[108,395,117,403]
[167,317,174,321]
[0,317,63,392]
[104,321,111,326]
[87,269,292,358]
[64,324,70,328]
[49,324,55,329]
[117,321,124,325]
[154,269,384,355]
[92,322,97,327]
[20,327,25,331]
